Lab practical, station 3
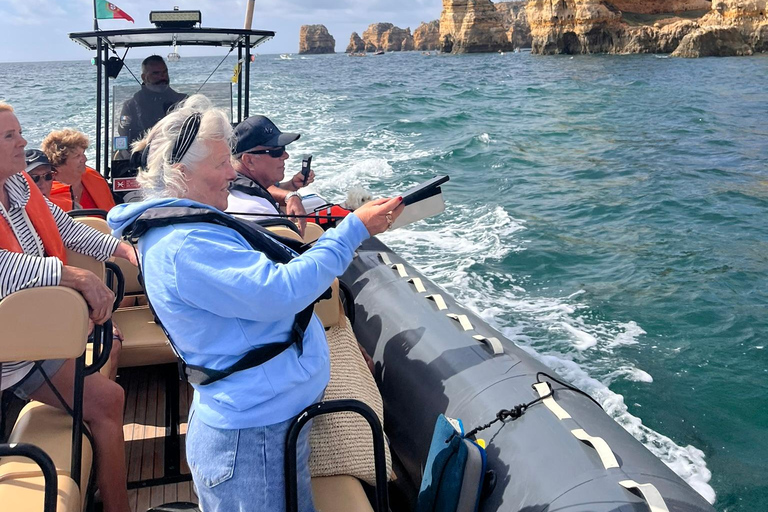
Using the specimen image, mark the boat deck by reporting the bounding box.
[118,364,198,511]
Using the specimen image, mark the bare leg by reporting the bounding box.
[29,359,130,512]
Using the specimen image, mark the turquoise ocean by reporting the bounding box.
[1,51,766,511]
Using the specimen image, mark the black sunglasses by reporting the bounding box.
[31,171,56,183]
[244,147,286,158]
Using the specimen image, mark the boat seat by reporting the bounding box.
[67,221,173,370]
[0,473,80,512]
[311,475,374,512]
[0,287,92,512]
[1,402,93,503]
[266,226,346,330]
[112,306,177,368]
[303,222,324,243]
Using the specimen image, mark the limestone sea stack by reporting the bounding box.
[298,25,336,54]
[495,1,533,48]
[362,23,415,52]
[346,32,365,53]
[672,0,768,56]
[414,20,441,50]
[439,0,514,52]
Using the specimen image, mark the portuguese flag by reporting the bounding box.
[95,0,135,22]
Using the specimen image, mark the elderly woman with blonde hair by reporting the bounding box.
[42,128,116,211]
[108,94,404,512]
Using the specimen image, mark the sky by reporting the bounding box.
[0,0,444,62]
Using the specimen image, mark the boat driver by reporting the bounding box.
[118,55,187,145]
[227,115,316,236]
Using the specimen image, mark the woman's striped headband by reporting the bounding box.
[139,112,202,170]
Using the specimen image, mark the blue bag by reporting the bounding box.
[416,414,488,512]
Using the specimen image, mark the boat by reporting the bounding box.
[374,50,385,55]
[0,5,718,512]
[280,53,292,59]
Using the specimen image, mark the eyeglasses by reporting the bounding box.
[244,147,286,158]
[30,171,57,183]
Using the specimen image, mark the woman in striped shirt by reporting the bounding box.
[0,102,132,512]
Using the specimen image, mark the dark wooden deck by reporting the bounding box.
[117,365,197,511]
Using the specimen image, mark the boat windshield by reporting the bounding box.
[111,82,233,160]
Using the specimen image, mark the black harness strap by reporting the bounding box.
[124,206,329,386]
[230,173,281,212]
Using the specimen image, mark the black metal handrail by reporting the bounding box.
[0,443,59,512]
[285,399,389,512]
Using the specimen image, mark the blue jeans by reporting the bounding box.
[186,411,316,512]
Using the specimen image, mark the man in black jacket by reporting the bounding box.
[118,55,186,144]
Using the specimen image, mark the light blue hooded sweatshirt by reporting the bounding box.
[108,198,370,429]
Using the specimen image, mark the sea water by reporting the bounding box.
[2,51,766,511]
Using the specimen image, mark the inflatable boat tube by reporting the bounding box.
[341,237,716,512]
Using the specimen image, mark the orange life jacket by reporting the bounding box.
[307,204,353,229]
[0,172,67,264]
[48,183,75,212]
[50,167,115,212]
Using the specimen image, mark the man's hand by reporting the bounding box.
[113,241,138,266]
[60,266,115,325]
[288,169,315,191]
[285,194,308,237]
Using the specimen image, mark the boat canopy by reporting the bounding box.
[68,27,274,51]
[67,25,274,180]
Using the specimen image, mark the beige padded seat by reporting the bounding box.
[266,226,346,329]
[3,402,93,498]
[112,306,177,367]
[0,286,92,511]
[70,217,173,370]
[312,475,374,512]
[0,474,80,512]
[303,222,325,243]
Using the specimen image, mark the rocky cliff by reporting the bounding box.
[362,23,415,52]
[608,0,711,14]
[526,0,766,56]
[496,1,533,47]
[346,32,365,53]
[298,25,336,54]
[440,0,515,52]
[672,0,768,56]
[414,20,441,50]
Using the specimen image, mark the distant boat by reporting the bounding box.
[280,53,292,60]
[373,50,384,55]
[348,52,366,57]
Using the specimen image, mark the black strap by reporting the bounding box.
[229,173,280,212]
[125,206,328,386]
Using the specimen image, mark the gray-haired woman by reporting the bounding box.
[108,94,403,512]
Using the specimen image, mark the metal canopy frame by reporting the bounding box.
[68,26,274,178]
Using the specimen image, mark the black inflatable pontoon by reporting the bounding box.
[342,238,716,512]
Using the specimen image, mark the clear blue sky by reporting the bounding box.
[0,0,443,62]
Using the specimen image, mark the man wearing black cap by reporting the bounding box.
[24,149,58,198]
[227,115,315,236]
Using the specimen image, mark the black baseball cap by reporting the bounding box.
[233,115,300,154]
[25,149,52,172]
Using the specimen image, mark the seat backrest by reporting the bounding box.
[266,226,345,329]
[0,287,89,362]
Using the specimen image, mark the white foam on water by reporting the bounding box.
[607,321,646,348]
[477,132,492,144]
[559,321,598,350]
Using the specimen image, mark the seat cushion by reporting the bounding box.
[0,473,80,512]
[113,306,177,367]
[312,475,373,512]
[1,401,93,509]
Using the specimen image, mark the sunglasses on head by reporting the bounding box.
[244,147,286,158]
[31,171,56,183]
